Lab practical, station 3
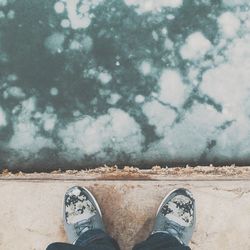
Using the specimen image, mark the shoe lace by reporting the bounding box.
[163,221,185,244]
[74,217,93,236]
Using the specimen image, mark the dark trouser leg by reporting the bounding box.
[133,233,191,250]
[46,229,120,250]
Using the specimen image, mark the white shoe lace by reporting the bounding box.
[152,221,185,245]
[74,217,93,236]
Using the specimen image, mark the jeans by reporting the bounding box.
[46,229,191,250]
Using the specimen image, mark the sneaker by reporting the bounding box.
[63,186,105,244]
[152,188,196,246]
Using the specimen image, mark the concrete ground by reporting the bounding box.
[0,166,250,250]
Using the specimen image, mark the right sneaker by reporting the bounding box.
[152,188,196,246]
[63,186,105,244]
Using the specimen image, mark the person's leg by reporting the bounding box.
[133,233,190,250]
[46,242,86,250]
[46,186,120,250]
[133,188,195,250]
[47,229,119,250]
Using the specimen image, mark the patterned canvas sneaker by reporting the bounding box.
[63,186,105,244]
[152,188,196,246]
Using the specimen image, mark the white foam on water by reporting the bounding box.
[98,72,112,84]
[200,37,250,119]
[42,113,57,131]
[50,87,59,96]
[0,0,7,7]
[54,1,65,14]
[64,0,103,29]
[7,74,18,81]
[61,19,70,28]
[145,103,225,161]
[139,61,152,76]
[0,106,7,127]
[4,86,25,99]
[69,40,81,50]
[0,11,5,18]
[82,36,93,52]
[218,12,240,38]
[135,94,145,103]
[180,32,212,60]
[58,108,144,160]
[142,100,176,136]
[158,69,188,108]
[207,116,250,160]
[166,14,175,20]
[152,30,159,41]
[7,10,15,19]
[199,31,250,161]
[222,0,249,6]
[44,32,65,54]
[124,0,183,13]
[164,38,174,50]
[107,93,122,105]
[8,97,55,155]
[3,0,250,165]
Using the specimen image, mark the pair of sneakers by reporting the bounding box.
[64,186,196,246]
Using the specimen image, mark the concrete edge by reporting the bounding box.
[1,166,250,181]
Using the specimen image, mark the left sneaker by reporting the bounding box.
[63,186,105,244]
